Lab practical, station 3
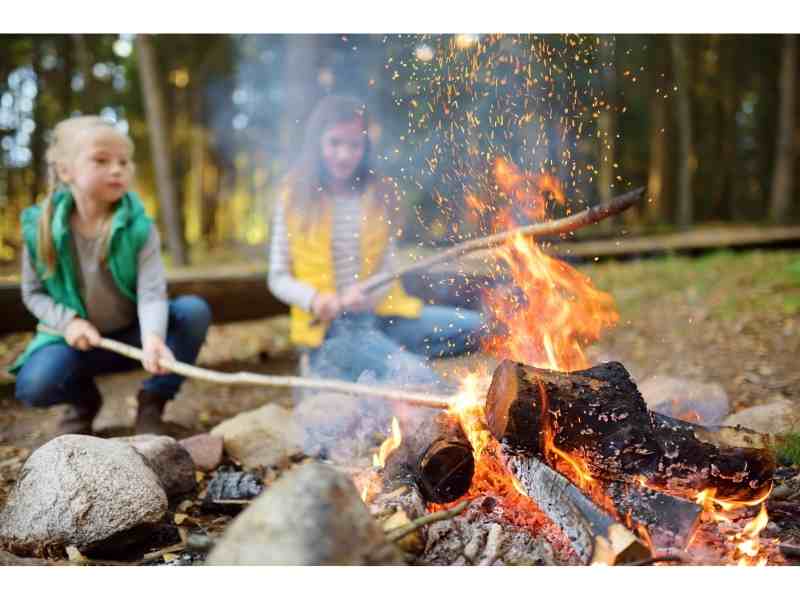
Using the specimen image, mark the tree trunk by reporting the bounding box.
[135,34,188,266]
[670,35,694,228]
[597,36,617,205]
[30,40,47,202]
[71,34,99,113]
[646,88,667,224]
[769,34,797,222]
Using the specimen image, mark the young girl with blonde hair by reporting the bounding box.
[11,115,210,436]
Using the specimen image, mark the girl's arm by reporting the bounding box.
[20,243,78,332]
[267,200,319,312]
[136,225,168,341]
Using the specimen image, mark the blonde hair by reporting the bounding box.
[37,116,134,276]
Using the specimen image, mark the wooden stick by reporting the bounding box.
[385,499,470,543]
[362,187,644,295]
[310,187,644,326]
[36,325,452,410]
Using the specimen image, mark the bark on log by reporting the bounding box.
[505,454,650,565]
[382,409,475,504]
[486,360,775,502]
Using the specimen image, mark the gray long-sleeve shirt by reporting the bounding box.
[267,194,396,311]
[21,224,168,340]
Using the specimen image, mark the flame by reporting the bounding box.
[483,234,618,371]
[434,157,772,564]
[373,417,402,468]
[689,486,775,565]
[493,157,565,225]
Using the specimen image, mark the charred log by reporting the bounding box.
[486,360,775,502]
[383,409,475,504]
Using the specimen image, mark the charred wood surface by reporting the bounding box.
[383,409,475,504]
[486,360,774,502]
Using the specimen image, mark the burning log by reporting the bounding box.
[486,360,775,502]
[382,409,475,505]
[505,454,651,564]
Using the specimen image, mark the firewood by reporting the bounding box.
[486,360,775,502]
[506,454,650,565]
[385,500,470,544]
[382,409,475,504]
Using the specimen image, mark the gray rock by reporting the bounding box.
[639,375,730,426]
[723,399,800,435]
[179,434,224,472]
[211,404,303,470]
[207,462,404,565]
[0,435,166,556]
[118,434,196,497]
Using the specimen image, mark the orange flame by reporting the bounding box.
[443,157,771,564]
[483,234,618,372]
[373,417,402,469]
[493,157,565,225]
[690,486,774,565]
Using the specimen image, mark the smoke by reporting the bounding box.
[291,315,460,465]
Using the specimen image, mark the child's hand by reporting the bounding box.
[142,334,175,375]
[64,318,101,351]
[311,292,341,321]
[339,285,370,313]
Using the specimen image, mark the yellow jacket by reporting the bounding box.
[284,186,422,348]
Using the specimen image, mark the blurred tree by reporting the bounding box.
[136,34,187,266]
[670,34,694,227]
[597,36,617,205]
[770,34,796,222]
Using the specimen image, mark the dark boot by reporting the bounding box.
[134,389,170,435]
[55,393,102,437]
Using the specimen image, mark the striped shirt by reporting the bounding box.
[267,193,396,311]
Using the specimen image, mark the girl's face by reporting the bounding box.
[320,117,366,184]
[60,127,134,206]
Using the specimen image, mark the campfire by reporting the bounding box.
[356,159,780,566]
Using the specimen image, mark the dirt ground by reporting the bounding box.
[1,248,798,452]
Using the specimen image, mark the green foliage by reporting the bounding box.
[584,249,800,320]
[774,432,800,466]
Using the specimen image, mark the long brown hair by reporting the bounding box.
[283,95,393,229]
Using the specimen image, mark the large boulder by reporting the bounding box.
[639,375,730,426]
[723,399,800,435]
[117,434,196,498]
[207,462,404,565]
[211,404,303,469]
[0,435,166,556]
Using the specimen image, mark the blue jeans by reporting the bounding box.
[15,295,211,410]
[308,306,484,384]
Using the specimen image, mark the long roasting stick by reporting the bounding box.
[362,187,644,294]
[310,187,645,326]
[36,325,452,410]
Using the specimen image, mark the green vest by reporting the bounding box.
[9,188,153,374]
